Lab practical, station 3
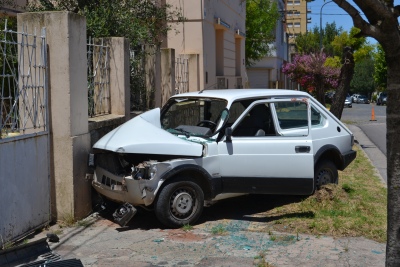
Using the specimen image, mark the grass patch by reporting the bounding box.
[211,224,228,235]
[182,224,194,231]
[262,145,387,242]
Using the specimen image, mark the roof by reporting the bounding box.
[171,89,311,103]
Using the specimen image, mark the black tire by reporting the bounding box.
[314,160,338,190]
[155,180,204,228]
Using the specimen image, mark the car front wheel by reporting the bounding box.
[314,160,338,190]
[155,180,204,228]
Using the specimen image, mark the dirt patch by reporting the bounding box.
[311,184,348,202]
[165,229,207,242]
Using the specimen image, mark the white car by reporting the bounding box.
[88,89,356,227]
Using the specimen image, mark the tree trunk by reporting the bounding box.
[330,47,354,119]
[386,54,400,267]
[316,75,326,106]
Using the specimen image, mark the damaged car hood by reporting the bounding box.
[93,108,204,156]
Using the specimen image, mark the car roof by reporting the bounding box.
[170,89,311,103]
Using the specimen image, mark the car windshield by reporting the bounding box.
[161,97,228,137]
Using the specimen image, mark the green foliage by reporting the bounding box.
[373,44,387,91]
[245,0,280,66]
[350,58,375,94]
[331,27,365,57]
[28,0,183,47]
[295,22,342,56]
[28,0,183,111]
[324,56,341,68]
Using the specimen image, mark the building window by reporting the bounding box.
[287,0,293,5]
[294,22,300,27]
[287,23,293,28]
[294,11,300,16]
[294,0,300,5]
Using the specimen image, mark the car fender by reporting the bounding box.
[156,164,221,200]
[314,144,344,170]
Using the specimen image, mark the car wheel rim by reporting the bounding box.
[318,169,332,186]
[169,187,196,220]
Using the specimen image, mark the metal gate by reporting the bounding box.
[0,21,50,247]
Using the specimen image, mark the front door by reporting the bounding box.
[218,98,314,195]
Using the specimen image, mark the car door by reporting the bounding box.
[217,98,314,195]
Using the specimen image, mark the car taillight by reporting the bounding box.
[351,134,355,146]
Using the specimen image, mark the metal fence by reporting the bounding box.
[175,56,189,94]
[87,37,110,117]
[0,20,47,139]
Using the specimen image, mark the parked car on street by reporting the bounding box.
[88,89,357,227]
[351,94,360,103]
[377,92,387,105]
[345,95,352,108]
[356,95,370,104]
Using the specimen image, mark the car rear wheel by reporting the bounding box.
[314,160,338,190]
[155,180,204,228]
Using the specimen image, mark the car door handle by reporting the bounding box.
[295,146,310,153]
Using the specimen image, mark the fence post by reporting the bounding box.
[18,11,92,221]
[107,37,130,118]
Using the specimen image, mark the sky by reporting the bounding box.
[306,0,377,44]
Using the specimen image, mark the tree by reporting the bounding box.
[245,0,280,66]
[331,1,400,265]
[282,52,340,106]
[350,57,375,95]
[373,44,387,91]
[28,0,183,46]
[29,0,183,110]
[330,47,355,119]
[295,22,342,55]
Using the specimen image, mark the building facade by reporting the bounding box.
[246,0,288,89]
[285,0,311,61]
[166,0,246,91]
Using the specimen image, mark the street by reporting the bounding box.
[341,102,387,183]
[341,102,386,156]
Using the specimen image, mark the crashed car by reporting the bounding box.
[88,89,356,228]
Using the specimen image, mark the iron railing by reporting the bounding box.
[175,56,189,94]
[87,37,110,117]
[0,20,47,139]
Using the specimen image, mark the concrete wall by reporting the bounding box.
[18,11,92,220]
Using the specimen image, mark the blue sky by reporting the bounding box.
[306,0,377,44]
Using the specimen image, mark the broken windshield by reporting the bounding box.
[161,98,228,137]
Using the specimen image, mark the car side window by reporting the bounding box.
[274,101,309,136]
[232,103,276,137]
[311,106,324,126]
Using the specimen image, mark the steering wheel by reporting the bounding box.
[197,120,217,129]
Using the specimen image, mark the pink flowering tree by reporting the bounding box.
[282,52,340,106]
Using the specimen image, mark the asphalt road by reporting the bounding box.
[341,102,387,184]
[341,102,387,156]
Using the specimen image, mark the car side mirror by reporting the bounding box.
[225,127,232,142]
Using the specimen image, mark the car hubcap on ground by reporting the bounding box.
[170,188,195,219]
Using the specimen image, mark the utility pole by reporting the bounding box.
[320,0,333,49]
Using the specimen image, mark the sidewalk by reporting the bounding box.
[347,124,387,185]
[45,214,385,267]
